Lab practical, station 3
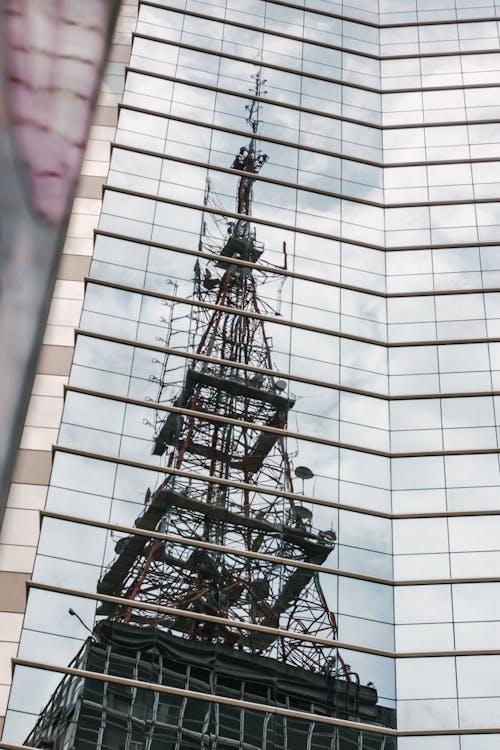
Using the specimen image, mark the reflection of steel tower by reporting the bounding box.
[97,71,344,678]
[25,74,395,750]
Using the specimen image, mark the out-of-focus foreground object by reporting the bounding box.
[0,0,121,523]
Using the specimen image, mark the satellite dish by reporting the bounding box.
[114,536,129,554]
[250,373,265,388]
[295,466,314,480]
[291,505,313,522]
[274,379,287,391]
[251,578,270,599]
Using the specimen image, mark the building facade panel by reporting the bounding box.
[0,0,138,735]
[2,1,500,747]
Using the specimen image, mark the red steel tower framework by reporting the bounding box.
[25,74,396,750]
[98,72,354,689]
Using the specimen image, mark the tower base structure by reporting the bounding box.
[25,621,395,750]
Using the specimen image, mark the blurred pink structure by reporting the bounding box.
[0,0,121,523]
[5,0,114,222]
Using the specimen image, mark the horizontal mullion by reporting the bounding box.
[24,580,500,660]
[140,0,380,59]
[110,141,386,208]
[134,30,500,96]
[125,65,379,131]
[118,102,385,167]
[13,654,395,735]
[52,443,500,520]
[77,319,396,405]
[41,509,500,588]
[142,0,500,58]
[64,382,500,459]
[111,139,500,211]
[207,0,500,31]
[96,226,388,297]
[76,323,500,403]
[102,182,500,254]
[145,0,500,32]
[139,0,384,50]
[103,179,385,251]
[41,509,393,585]
[126,66,500,132]
[64,383,390,458]
[96,221,500,301]
[26,580,382,656]
[119,102,500,171]
[53,441,393,519]
[86,272,500,349]
[86,272,389,346]
[267,0,500,29]
[132,31,379,93]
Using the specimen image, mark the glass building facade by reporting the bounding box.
[3,0,500,748]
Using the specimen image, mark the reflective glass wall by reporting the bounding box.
[3,1,500,748]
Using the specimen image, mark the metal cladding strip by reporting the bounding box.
[103,180,500,253]
[64,382,500,459]
[257,0,500,28]
[96,225,389,297]
[124,66,500,132]
[95,220,500,299]
[111,138,500,212]
[268,0,499,28]
[10,657,500,736]
[117,102,500,169]
[26,580,384,656]
[39,509,392,584]
[51,443,392,519]
[88,273,386,346]
[132,29,500,96]
[111,140,383,209]
[124,66,378,130]
[39,508,500,587]
[140,0,382,57]
[51,443,500,520]
[11,656,394,736]
[75,326,500,402]
[111,139,500,211]
[133,32,380,93]
[21,580,500,660]
[141,0,500,48]
[65,382,393,457]
[86,272,500,349]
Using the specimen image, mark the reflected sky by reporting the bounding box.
[6,0,500,745]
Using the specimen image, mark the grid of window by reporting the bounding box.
[4,2,500,749]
